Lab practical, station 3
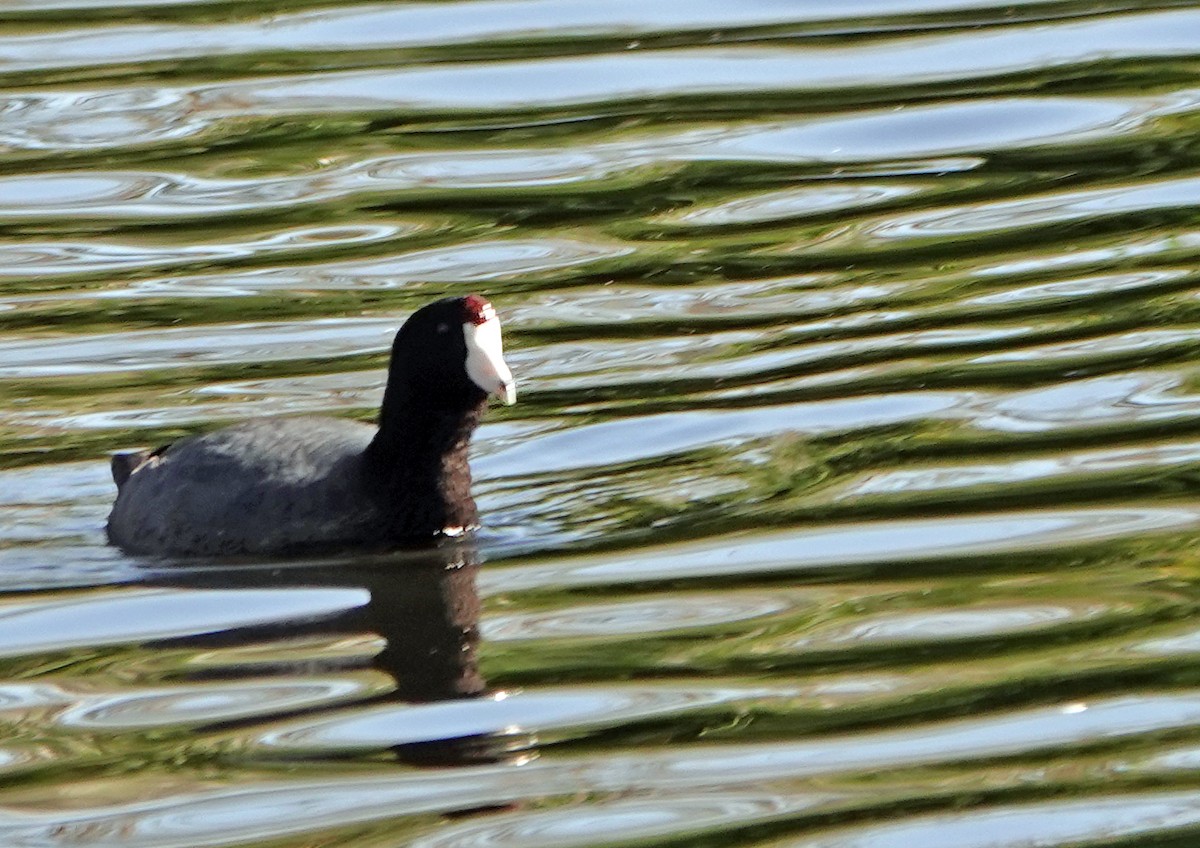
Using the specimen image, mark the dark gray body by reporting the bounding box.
[107,418,393,557]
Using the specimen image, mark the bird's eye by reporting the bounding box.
[436,322,449,334]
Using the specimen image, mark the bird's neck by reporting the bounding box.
[364,392,486,536]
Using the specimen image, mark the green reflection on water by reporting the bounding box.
[4,2,1200,847]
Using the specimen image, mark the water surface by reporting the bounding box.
[3,1,1200,846]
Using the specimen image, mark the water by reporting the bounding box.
[3,1,1200,845]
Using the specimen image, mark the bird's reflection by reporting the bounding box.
[148,540,528,765]
[362,542,486,704]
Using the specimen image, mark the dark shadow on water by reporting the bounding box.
[142,540,532,766]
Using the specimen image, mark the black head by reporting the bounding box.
[380,295,515,415]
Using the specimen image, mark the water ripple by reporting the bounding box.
[0,224,408,279]
[483,592,802,640]
[481,394,967,476]
[0,74,1182,154]
[56,677,376,729]
[255,683,793,752]
[0,318,398,377]
[974,371,1200,432]
[867,174,1200,244]
[789,792,1200,848]
[791,602,1108,648]
[841,439,1200,498]
[567,692,1200,789]
[0,94,1155,217]
[5,692,1200,847]
[483,507,1200,591]
[0,0,1138,74]
[664,182,925,228]
[966,270,1191,305]
[0,588,366,657]
[410,792,810,848]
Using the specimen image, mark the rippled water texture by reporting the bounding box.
[4,1,1200,846]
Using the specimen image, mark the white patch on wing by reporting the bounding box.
[465,315,516,405]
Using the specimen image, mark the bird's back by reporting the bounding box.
[107,418,383,556]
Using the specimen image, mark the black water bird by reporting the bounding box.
[107,295,515,556]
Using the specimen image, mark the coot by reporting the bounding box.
[106,295,515,556]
